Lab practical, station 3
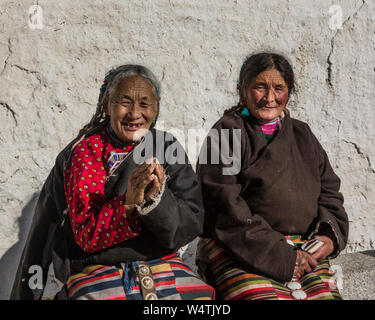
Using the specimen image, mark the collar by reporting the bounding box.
[106,122,138,147]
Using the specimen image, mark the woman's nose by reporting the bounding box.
[128,103,142,118]
[266,89,276,103]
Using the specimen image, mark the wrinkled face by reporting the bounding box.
[106,75,157,143]
[244,68,289,122]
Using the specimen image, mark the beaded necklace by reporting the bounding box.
[105,122,138,176]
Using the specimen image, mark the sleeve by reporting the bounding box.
[307,129,349,258]
[197,117,297,283]
[133,136,205,251]
[65,140,142,253]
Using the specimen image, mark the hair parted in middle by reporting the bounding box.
[225,52,295,115]
[79,64,161,137]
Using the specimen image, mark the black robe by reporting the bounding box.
[197,110,349,283]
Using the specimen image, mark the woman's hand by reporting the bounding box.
[125,160,157,209]
[144,158,165,202]
[311,235,334,261]
[125,158,165,214]
[293,250,318,279]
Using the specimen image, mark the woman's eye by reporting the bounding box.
[255,85,265,89]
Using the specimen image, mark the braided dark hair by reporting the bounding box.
[225,52,295,115]
[78,64,161,137]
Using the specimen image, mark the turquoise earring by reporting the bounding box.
[241,107,249,116]
[239,98,249,116]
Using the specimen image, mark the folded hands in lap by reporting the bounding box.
[293,235,334,279]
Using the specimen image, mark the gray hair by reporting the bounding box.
[79,64,161,136]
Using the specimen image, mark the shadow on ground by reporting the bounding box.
[361,250,375,258]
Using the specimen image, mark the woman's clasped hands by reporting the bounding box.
[125,157,165,213]
[293,235,334,279]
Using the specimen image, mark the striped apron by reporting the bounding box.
[67,253,215,300]
[197,236,342,300]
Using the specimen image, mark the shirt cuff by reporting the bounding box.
[312,222,339,257]
[136,176,167,216]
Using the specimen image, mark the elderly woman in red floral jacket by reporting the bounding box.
[11,65,215,300]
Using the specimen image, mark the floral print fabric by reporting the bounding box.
[64,130,142,253]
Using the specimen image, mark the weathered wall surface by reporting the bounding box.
[0,0,373,299]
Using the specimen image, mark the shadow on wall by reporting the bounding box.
[0,192,40,300]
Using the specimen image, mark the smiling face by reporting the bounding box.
[106,75,157,143]
[244,68,289,122]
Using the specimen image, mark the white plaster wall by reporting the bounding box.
[0,0,373,299]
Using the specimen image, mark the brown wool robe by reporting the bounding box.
[196,109,349,284]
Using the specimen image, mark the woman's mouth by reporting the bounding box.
[122,122,145,131]
[259,105,278,110]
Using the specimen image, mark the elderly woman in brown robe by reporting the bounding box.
[196,52,349,300]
